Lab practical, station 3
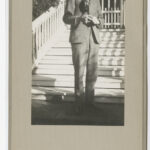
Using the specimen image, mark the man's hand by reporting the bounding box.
[80,15,100,25]
[80,14,92,24]
[87,16,99,25]
[91,16,100,25]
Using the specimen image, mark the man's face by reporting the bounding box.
[84,0,89,6]
[79,0,90,13]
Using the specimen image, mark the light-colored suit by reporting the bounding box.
[63,0,104,104]
[63,0,104,43]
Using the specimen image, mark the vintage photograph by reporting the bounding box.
[31,0,125,125]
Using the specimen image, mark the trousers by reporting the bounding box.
[71,29,99,104]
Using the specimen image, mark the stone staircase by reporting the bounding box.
[32,28,125,103]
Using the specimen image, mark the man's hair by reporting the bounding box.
[79,0,90,13]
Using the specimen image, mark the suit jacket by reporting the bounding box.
[63,0,104,44]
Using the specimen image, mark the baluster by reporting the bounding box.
[52,15,54,36]
[50,15,51,38]
[59,3,61,27]
[56,9,58,31]
[53,12,55,34]
[42,23,44,47]
[45,17,47,43]
[39,24,41,48]
[35,28,38,52]
[42,22,44,45]
[32,1,66,66]
[44,19,47,43]
[55,11,57,32]
[50,16,52,38]
[101,0,104,28]
[34,32,37,62]
[47,12,49,41]
[46,19,48,41]
[42,23,44,46]
[49,18,51,39]
[111,8,113,29]
[124,0,125,28]
[32,31,34,64]
[47,19,48,41]
[44,21,45,44]
[44,20,46,44]
[108,0,110,28]
[61,6,63,27]
[116,9,118,28]
[58,7,60,29]
[52,14,55,34]
[40,24,42,47]
[42,22,43,45]
[120,0,124,28]
[43,22,45,44]
[57,8,59,31]
[38,26,41,50]
[101,0,104,12]
[55,10,57,33]
[117,8,120,28]
[59,5,61,27]
[53,13,56,34]
[47,19,49,41]
[114,0,117,28]
[48,18,50,40]
[104,8,107,29]
[59,7,60,29]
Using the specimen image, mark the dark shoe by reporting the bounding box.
[85,101,94,107]
[75,104,83,115]
[84,102,101,112]
[91,103,101,112]
[83,102,93,112]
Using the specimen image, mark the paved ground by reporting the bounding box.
[32,98,124,126]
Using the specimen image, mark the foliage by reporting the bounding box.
[33,0,60,20]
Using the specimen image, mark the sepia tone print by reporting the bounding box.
[31,0,125,125]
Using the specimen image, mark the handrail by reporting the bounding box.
[32,0,125,67]
[32,0,65,66]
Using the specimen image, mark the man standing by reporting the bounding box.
[63,0,104,114]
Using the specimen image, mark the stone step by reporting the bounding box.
[32,86,124,103]
[32,28,125,102]
[40,56,125,66]
[57,34,125,41]
[32,74,124,88]
[100,29,125,32]
[33,67,124,77]
[99,35,125,41]
[46,48,125,56]
[32,86,124,98]
[32,75,124,88]
[52,41,125,48]
[33,74,123,82]
[36,64,124,70]
[32,80,124,89]
[57,37,125,42]
[64,28,125,31]
[63,30,125,36]
[32,94,124,103]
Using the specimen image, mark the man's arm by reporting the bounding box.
[63,0,80,25]
[96,13,104,29]
[88,0,104,28]
[96,1,104,29]
[63,12,81,25]
[85,1,104,28]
